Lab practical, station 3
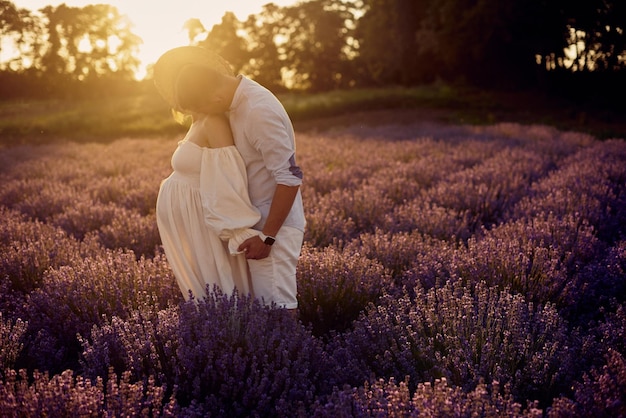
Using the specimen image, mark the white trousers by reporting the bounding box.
[247,226,304,309]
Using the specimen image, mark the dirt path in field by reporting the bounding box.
[293,108,456,134]
[292,106,626,140]
[292,107,493,142]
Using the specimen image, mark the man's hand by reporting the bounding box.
[238,235,271,259]
[239,184,298,260]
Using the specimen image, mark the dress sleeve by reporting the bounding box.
[200,146,261,253]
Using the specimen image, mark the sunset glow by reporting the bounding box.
[13,0,299,78]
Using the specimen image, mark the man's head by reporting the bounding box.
[153,46,235,114]
[174,64,227,114]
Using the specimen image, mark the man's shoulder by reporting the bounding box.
[236,77,290,128]
[240,77,280,102]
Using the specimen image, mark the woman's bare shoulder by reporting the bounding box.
[198,114,234,148]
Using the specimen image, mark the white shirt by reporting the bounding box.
[228,76,306,233]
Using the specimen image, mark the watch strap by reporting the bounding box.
[258,232,276,246]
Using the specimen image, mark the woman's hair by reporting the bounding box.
[174,64,220,112]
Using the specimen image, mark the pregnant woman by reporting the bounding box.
[154,51,260,301]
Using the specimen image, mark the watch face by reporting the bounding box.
[264,236,276,246]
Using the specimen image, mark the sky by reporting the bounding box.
[14,0,300,78]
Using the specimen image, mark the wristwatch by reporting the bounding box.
[258,232,276,246]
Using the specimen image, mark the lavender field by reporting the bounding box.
[1,120,625,417]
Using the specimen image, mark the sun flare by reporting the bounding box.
[12,0,298,79]
[118,3,228,79]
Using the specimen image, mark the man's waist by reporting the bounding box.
[254,202,306,233]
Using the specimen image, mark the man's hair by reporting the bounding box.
[174,64,221,112]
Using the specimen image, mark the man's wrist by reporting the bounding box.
[258,232,276,246]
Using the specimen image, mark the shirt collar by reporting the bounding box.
[229,75,246,112]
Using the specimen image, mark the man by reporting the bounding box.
[155,47,305,311]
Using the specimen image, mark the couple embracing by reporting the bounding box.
[154,47,305,314]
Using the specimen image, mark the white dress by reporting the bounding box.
[156,119,261,301]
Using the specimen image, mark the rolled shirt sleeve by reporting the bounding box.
[228,76,306,233]
[245,104,303,187]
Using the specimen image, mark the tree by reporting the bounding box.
[280,0,351,91]
[183,18,206,44]
[244,0,353,91]
[352,0,624,88]
[353,0,428,86]
[0,1,20,65]
[562,0,626,73]
[412,0,540,86]
[198,12,250,74]
[241,3,285,92]
[39,4,140,81]
[0,1,43,72]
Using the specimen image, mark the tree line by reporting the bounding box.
[1,0,624,100]
[0,1,140,98]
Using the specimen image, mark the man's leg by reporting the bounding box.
[247,226,303,310]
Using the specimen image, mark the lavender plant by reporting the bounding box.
[566,241,626,324]
[167,288,336,416]
[0,369,106,417]
[0,124,624,414]
[51,200,121,240]
[331,280,576,404]
[311,377,543,417]
[0,207,85,297]
[80,304,181,386]
[0,312,27,373]
[344,228,454,292]
[23,250,180,373]
[92,210,161,258]
[0,367,177,417]
[596,303,626,355]
[510,139,626,243]
[454,213,600,309]
[80,288,340,417]
[297,243,390,337]
[387,197,473,241]
[426,148,554,232]
[547,349,626,418]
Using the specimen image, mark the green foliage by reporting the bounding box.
[1,0,625,102]
[1,83,624,146]
[1,87,446,145]
[0,93,184,145]
[356,0,626,87]
[199,12,250,75]
[356,0,427,85]
[47,4,140,79]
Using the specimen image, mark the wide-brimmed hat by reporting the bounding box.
[153,46,233,109]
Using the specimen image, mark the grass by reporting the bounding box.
[0,84,623,146]
[0,94,181,146]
